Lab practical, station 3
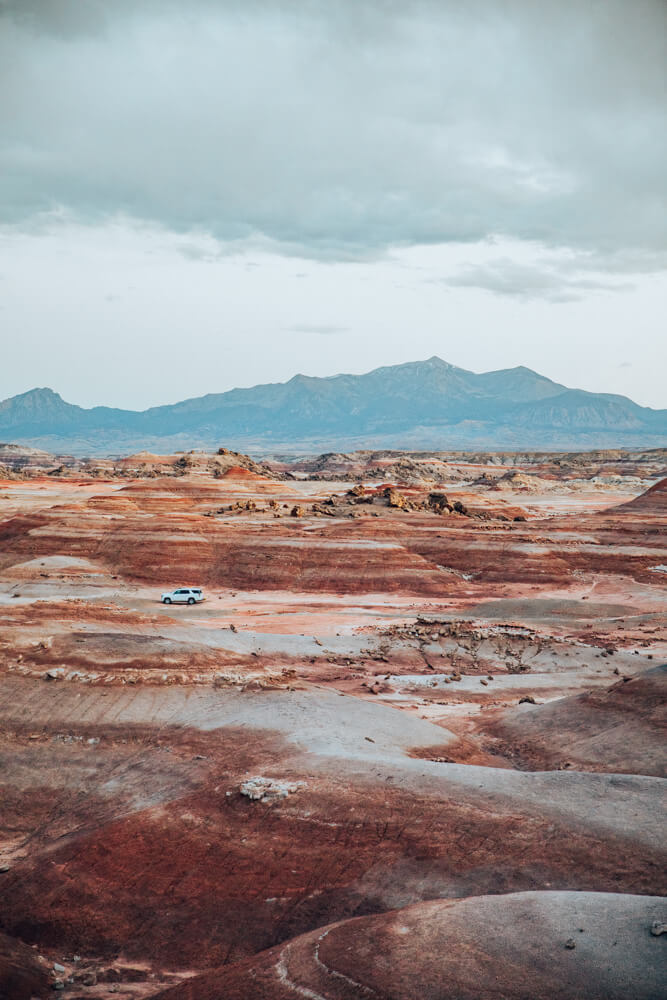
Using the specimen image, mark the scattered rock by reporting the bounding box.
[650,920,667,936]
[564,938,576,949]
[240,777,306,803]
[384,487,409,510]
[311,502,336,516]
[427,492,452,514]
[44,668,65,681]
[519,695,537,705]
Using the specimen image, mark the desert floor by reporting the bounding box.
[0,452,665,999]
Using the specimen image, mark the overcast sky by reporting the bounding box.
[1,0,666,410]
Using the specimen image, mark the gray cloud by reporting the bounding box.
[287,324,348,336]
[446,257,635,303]
[0,0,109,38]
[1,1,666,262]
[177,242,218,263]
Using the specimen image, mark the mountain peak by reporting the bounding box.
[0,386,66,408]
[420,356,469,374]
[20,387,63,401]
[0,386,79,429]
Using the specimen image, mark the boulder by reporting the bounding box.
[428,492,452,514]
[240,777,306,803]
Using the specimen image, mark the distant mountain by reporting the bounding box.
[2,358,665,454]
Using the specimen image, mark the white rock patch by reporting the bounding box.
[240,777,306,802]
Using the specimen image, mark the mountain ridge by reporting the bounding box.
[1,358,665,455]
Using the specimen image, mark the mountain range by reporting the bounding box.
[1,358,665,455]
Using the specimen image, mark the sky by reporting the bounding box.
[1,0,666,411]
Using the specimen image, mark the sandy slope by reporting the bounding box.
[154,891,667,1000]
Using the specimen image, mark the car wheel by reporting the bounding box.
[187,597,195,605]
[163,597,171,604]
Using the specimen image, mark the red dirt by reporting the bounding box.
[475,665,667,775]
[0,932,51,999]
[2,722,663,971]
[221,466,267,480]
[153,892,667,1000]
[0,459,664,998]
[616,476,667,513]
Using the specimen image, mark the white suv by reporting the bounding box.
[161,588,205,605]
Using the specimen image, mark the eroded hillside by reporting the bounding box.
[0,450,665,999]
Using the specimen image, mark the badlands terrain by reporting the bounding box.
[0,445,665,999]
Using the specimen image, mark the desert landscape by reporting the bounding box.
[4,0,667,995]
[0,444,665,999]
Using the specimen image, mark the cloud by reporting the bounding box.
[0,1,666,264]
[287,323,348,336]
[0,0,108,38]
[446,256,635,302]
[177,242,218,263]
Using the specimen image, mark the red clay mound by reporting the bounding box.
[221,465,267,480]
[479,665,667,776]
[154,891,667,1000]
[616,477,667,514]
[0,932,51,999]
